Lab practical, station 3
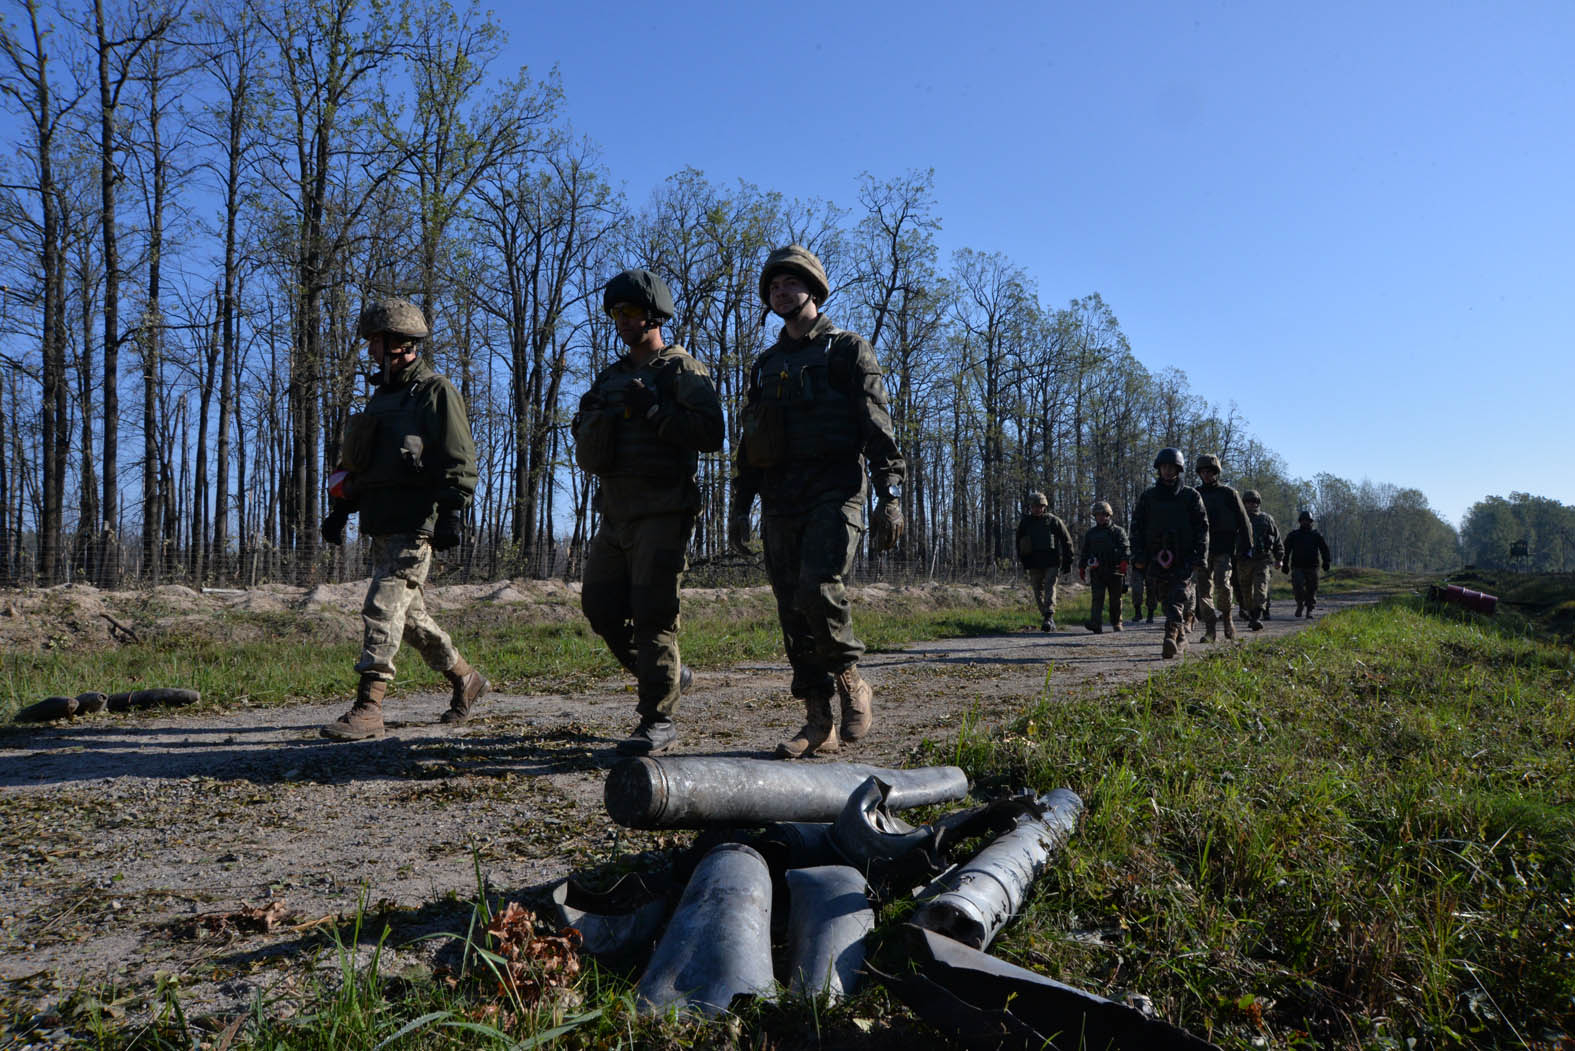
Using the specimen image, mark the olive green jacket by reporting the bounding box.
[350,357,477,537]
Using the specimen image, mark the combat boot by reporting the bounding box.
[1294,603,1304,617]
[1200,613,1217,644]
[440,657,489,724]
[617,715,677,756]
[1085,620,1101,633]
[1248,608,1264,631]
[1112,620,1123,632]
[835,668,873,742]
[1222,612,1236,640]
[1161,624,1180,659]
[322,676,387,741]
[1146,609,1155,624]
[777,695,840,759]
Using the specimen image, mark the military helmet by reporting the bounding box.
[357,296,429,341]
[1242,489,1262,503]
[1196,453,1222,473]
[759,244,830,306]
[603,268,675,320]
[1092,500,1113,516]
[1027,491,1048,508]
[1298,510,1314,522]
[1154,447,1185,470]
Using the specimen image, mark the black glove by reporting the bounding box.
[432,509,463,552]
[623,380,657,418]
[321,507,350,545]
[729,511,753,555]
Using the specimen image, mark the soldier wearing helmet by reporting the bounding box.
[1235,489,1283,630]
[1016,491,1074,632]
[1282,510,1332,616]
[573,269,724,755]
[730,245,906,759]
[1129,447,1209,659]
[320,295,487,740]
[1190,453,1253,644]
[1078,500,1130,633]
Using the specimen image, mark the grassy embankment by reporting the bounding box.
[13,571,1575,1049]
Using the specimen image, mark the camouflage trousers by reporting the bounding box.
[762,496,865,700]
[1145,566,1195,626]
[355,534,460,681]
[1235,557,1273,615]
[1130,569,1154,618]
[581,512,693,719]
[1027,567,1059,622]
[1192,552,1236,626]
[1290,567,1320,610]
[1089,572,1124,629]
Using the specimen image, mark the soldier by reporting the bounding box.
[319,296,487,741]
[1282,510,1332,616]
[573,269,725,755]
[1016,492,1074,631]
[1078,501,1130,633]
[1130,448,1209,659]
[1191,454,1252,643]
[730,245,905,760]
[1235,489,1283,630]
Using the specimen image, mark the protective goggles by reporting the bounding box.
[605,302,648,323]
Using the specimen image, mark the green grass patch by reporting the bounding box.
[945,594,1575,1047]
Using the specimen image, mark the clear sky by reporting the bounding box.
[492,0,1573,529]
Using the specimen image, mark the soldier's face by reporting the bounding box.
[608,302,651,348]
[1244,500,1260,512]
[368,333,416,368]
[1199,467,1219,484]
[1029,503,1046,516]
[1095,511,1110,526]
[769,273,811,314]
[1158,464,1181,483]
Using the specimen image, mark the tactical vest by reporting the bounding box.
[588,356,697,482]
[745,332,862,467]
[1246,511,1277,558]
[1084,526,1122,564]
[1021,516,1060,556]
[1141,485,1195,556]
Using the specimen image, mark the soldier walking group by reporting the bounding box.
[318,245,1330,751]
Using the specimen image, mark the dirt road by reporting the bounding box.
[0,591,1369,1026]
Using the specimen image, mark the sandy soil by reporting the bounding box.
[0,581,1373,1033]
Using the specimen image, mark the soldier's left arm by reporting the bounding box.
[850,337,905,497]
[653,354,725,453]
[1113,525,1131,562]
[427,376,478,508]
[1232,492,1253,555]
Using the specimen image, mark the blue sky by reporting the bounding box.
[493,0,1574,528]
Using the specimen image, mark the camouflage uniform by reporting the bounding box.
[322,304,485,740]
[1283,518,1332,615]
[732,313,905,729]
[1131,469,1208,656]
[575,345,724,725]
[1193,473,1252,640]
[1017,502,1074,629]
[1078,515,1130,632]
[1235,501,1283,627]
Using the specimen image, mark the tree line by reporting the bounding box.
[0,0,1462,590]
[1460,493,1575,572]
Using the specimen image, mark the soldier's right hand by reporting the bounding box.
[729,512,753,555]
[321,510,348,545]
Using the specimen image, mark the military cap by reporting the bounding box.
[603,268,675,320]
[1298,510,1314,522]
[759,244,830,306]
[1027,491,1048,507]
[1092,500,1113,516]
[357,296,429,340]
[1196,453,1222,473]
[1242,489,1262,503]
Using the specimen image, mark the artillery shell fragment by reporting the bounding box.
[74,692,108,715]
[635,842,776,1018]
[785,865,874,1002]
[606,756,969,829]
[106,688,201,712]
[913,788,1083,950]
[14,696,78,722]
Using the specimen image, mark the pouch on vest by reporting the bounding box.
[575,409,617,474]
[742,401,787,468]
[1017,534,1034,558]
[341,413,378,473]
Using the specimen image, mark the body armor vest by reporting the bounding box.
[749,333,862,463]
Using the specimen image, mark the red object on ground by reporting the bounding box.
[1433,584,1498,615]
